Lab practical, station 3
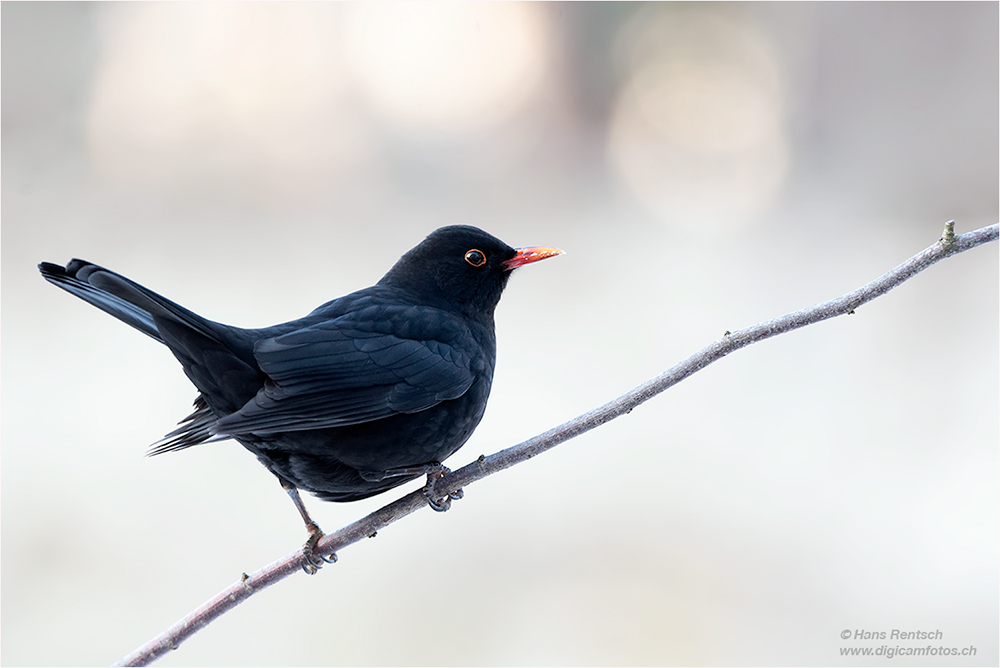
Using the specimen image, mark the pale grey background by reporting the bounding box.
[3,2,997,666]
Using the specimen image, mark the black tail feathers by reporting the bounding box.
[38,259,221,343]
[39,260,164,341]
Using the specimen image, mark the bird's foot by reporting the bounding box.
[360,463,463,511]
[423,464,464,512]
[280,482,337,574]
[300,524,338,575]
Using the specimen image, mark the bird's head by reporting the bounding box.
[379,225,563,318]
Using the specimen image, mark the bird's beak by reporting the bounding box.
[502,246,565,271]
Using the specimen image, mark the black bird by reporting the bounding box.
[39,225,562,571]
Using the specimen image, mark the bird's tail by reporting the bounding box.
[39,259,245,454]
[38,259,220,343]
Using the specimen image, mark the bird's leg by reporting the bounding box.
[358,464,436,481]
[281,480,337,574]
[358,463,464,511]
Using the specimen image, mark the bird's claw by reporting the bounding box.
[426,493,452,512]
[423,465,464,512]
[300,528,337,575]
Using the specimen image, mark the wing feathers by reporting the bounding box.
[213,306,481,435]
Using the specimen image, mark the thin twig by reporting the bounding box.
[114,221,998,667]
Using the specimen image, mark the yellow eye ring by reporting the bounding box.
[464,249,487,267]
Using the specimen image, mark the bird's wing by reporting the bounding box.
[212,305,478,435]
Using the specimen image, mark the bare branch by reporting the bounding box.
[114,221,998,667]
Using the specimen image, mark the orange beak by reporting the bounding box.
[502,246,565,271]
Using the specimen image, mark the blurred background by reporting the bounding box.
[2,3,997,665]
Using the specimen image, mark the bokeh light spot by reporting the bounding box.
[608,8,789,232]
[342,2,549,135]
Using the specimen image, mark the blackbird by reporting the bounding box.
[39,225,562,571]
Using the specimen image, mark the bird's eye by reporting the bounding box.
[464,249,487,267]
